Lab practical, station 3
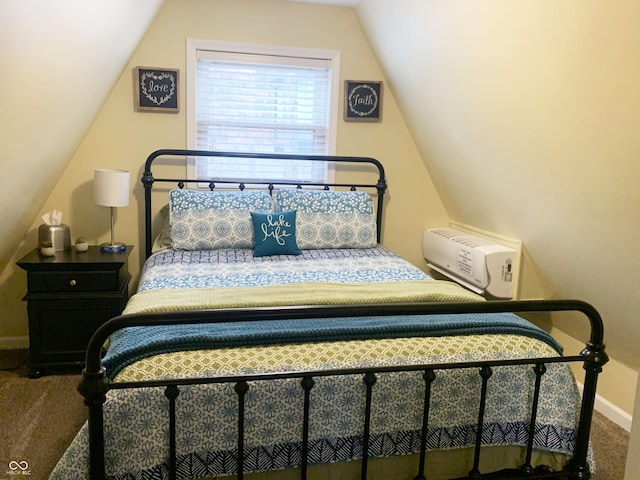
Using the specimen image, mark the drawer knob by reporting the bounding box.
[69,279,77,287]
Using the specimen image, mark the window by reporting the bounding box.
[186,39,340,184]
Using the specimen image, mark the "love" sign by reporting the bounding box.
[134,67,179,112]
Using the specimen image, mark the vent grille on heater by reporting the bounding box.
[430,228,458,239]
[430,228,492,248]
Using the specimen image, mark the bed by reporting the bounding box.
[50,149,607,480]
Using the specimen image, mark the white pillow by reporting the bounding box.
[169,189,273,250]
[276,189,377,249]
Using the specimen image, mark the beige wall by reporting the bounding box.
[356,0,640,432]
[2,0,448,339]
[627,376,640,478]
[0,0,163,340]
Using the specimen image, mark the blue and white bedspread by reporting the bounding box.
[138,247,428,290]
[50,247,587,480]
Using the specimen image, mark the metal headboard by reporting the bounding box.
[141,149,388,259]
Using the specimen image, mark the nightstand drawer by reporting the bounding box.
[27,269,124,293]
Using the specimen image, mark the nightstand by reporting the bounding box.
[17,246,132,377]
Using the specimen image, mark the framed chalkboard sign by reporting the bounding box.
[133,67,179,113]
[344,80,382,122]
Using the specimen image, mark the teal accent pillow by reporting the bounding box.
[251,210,301,257]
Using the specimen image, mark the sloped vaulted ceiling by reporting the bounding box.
[355,0,640,368]
[2,0,640,369]
[2,0,640,364]
[0,0,162,268]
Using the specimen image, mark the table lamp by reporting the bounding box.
[93,168,130,252]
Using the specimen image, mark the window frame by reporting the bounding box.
[186,38,341,185]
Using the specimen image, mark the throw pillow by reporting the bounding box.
[251,210,301,257]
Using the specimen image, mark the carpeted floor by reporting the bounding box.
[0,350,86,480]
[0,349,630,480]
[590,409,630,480]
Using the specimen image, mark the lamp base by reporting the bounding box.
[100,243,126,253]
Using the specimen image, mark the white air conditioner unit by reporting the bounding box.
[422,228,517,299]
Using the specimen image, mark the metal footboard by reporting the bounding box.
[79,299,607,480]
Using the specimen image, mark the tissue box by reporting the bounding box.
[38,224,71,251]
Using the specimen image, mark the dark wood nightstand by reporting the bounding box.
[17,246,132,377]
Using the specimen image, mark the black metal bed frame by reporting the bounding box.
[79,150,608,480]
[141,149,388,259]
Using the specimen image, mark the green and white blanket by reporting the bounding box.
[104,280,562,379]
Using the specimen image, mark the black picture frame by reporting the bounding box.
[133,67,179,113]
[344,80,383,122]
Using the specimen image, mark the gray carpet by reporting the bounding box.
[0,350,86,480]
[0,349,629,480]
[590,408,630,479]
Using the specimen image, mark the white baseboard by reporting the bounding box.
[594,392,633,432]
[577,381,633,432]
[0,336,29,349]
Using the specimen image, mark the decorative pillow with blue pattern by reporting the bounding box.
[276,189,377,249]
[251,210,301,257]
[169,189,273,250]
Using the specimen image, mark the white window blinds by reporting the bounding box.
[191,46,337,184]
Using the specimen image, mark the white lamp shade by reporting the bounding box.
[93,169,130,207]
